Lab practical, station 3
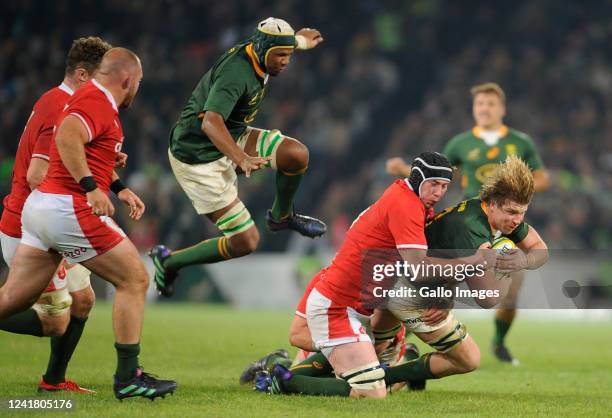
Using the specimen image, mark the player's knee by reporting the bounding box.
[460,348,480,373]
[70,287,95,318]
[229,228,260,257]
[452,342,480,373]
[279,140,309,173]
[118,262,149,293]
[41,313,70,337]
[342,362,386,398]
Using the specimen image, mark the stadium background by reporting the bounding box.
[2,0,612,303]
[1,1,611,415]
[3,0,611,306]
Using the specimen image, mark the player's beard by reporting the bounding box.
[121,91,136,109]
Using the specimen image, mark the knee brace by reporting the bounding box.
[341,361,386,391]
[215,202,254,238]
[33,288,72,317]
[429,319,468,352]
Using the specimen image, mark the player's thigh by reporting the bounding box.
[81,238,147,289]
[0,244,62,311]
[0,232,19,266]
[168,148,238,216]
[288,314,313,351]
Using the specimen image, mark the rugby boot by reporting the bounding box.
[240,348,290,385]
[38,378,95,393]
[148,245,177,298]
[266,210,327,238]
[492,343,520,366]
[113,367,177,401]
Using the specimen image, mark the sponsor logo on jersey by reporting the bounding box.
[475,163,499,183]
[467,148,480,161]
[486,146,500,160]
[505,143,517,156]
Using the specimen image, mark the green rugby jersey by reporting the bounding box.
[425,198,528,257]
[169,42,268,164]
[443,126,544,198]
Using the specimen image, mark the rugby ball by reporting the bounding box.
[492,237,516,280]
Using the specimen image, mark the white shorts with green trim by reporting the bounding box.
[169,127,286,215]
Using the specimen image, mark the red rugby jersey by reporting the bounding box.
[315,179,428,314]
[38,79,123,198]
[0,83,74,238]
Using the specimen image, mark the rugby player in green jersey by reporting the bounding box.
[254,156,548,397]
[149,18,326,297]
[387,82,550,364]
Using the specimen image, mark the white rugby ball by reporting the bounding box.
[492,237,516,280]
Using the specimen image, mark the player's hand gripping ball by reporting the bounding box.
[492,237,516,280]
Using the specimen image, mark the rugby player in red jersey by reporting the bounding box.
[0,36,112,393]
[0,48,176,400]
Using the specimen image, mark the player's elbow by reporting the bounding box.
[201,111,222,136]
[534,170,551,192]
[26,171,44,190]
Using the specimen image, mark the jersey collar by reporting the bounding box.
[91,79,118,112]
[472,125,508,139]
[245,43,268,80]
[58,82,75,96]
[481,200,500,236]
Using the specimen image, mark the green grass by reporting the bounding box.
[1,304,611,417]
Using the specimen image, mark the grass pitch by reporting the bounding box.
[1,303,611,417]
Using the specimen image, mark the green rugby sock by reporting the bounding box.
[271,171,303,220]
[384,353,436,385]
[280,374,351,397]
[114,342,140,382]
[290,353,334,377]
[493,318,512,345]
[43,315,88,384]
[0,308,44,337]
[164,237,229,272]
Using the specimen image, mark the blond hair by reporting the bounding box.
[471,82,506,104]
[480,155,534,205]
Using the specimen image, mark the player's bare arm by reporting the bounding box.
[55,115,114,216]
[385,157,411,177]
[26,157,49,190]
[398,247,495,284]
[201,111,270,177]
[532,169,550,192]
[497,225,548,273]
[288,315,316,352]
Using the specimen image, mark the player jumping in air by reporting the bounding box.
[149,17,326,297]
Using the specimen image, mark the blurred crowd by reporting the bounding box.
[1,0,610,254]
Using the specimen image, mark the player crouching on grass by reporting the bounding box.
[240,271,450,393]
[254,156,548,398]
[252,152,488,398]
